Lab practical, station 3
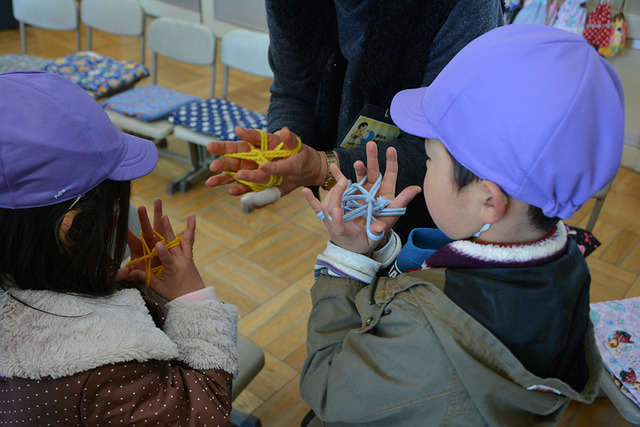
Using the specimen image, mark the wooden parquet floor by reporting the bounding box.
[1,20,639,427]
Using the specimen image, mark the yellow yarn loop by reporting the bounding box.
[222,129,301,192]
[124,231,183,287]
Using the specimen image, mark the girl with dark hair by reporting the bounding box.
[0,71,238,426]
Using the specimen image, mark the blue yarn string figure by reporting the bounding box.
[316,174,406,241]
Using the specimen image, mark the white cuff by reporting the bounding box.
[315,240,381,284]
[371,230,402,270]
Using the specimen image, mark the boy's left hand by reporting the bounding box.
[304,141,421,255]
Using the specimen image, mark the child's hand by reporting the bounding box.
[144,214,206,301]
[304,141,421,255]
[116,199,205,301]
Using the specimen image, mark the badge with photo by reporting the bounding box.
[340,104,400,148]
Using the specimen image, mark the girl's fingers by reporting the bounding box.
[153,198,163,232]
[138,205,153,242]
[154,239,174,269]
[160,215,177,243]
[180,215,196,257]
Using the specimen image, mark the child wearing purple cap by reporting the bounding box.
[300,24,623,426]
[0,71,238,425]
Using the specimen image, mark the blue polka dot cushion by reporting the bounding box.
[100,85,202,122]
[43,51,149,97]
[168,98,267,141]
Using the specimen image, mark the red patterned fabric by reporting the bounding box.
[584,1,612,47]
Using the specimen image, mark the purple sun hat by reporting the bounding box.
[0,71,158,209]
[390,24,624,219]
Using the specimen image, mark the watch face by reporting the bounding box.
[323,176,337,191]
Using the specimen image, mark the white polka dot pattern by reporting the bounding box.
[0,361,233,426]
[168,98,267,141]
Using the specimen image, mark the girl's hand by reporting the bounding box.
[116,199,206,300]
[304,141,421,255]
[144,214,205,301]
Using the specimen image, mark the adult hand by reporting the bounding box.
[206,126,327,207]
[304,141,421,255]
[116,199,206,301]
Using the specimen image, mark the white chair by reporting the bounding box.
[12,0,80,54]
[168,28,273,194]
[81,0,146,65]
[103,17,216,156]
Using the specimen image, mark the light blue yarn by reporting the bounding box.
[315,174,406,241]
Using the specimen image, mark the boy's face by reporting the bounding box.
[423,139,481,239]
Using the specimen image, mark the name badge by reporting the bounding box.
[340,104,400,148]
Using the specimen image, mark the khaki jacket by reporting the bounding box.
[302,269,602,426]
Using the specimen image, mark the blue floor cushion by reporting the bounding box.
[168,98,267,141]
[101,85,202,121]
[43,51,149,97]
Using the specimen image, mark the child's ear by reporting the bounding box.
[58,209,81,244]
[479,180,507,224]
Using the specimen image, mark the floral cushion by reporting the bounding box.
[168,98,267,141]
[43,51,149,97]
[591,297,640,408]
[100,85,202,122]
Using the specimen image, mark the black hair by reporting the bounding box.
[358,122,369,129]
[450,156,559,233]
[0,179,131,296]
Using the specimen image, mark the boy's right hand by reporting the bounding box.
[304,141,421,256]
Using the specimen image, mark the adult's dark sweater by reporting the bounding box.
[266,0,505,242]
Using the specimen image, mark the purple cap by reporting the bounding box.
[0,71,158,209]
[390,24,624,219]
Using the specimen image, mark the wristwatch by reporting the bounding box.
[322,150,338,190]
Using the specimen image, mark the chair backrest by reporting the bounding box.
[12,0,80,54]
[219,29,273,99]
[147,17,217,98]
[81,0,146,64]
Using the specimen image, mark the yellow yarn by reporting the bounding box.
[222,129,301,192]
[124,231,183,287]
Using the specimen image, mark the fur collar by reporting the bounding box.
[423,222,569,269]
[0,288,178,379]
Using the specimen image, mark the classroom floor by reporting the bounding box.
[1,20,639,427]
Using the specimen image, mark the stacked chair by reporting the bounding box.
[11,0,149,100]
[101,17,216,160]
[81,0,146,65]
[12,0,81,54]
[166,28,273,194]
